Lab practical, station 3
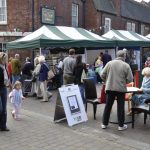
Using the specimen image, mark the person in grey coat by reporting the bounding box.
[100,50,133,131]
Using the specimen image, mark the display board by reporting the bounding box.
[54,84,88,126]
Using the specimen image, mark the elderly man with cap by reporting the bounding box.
[100,50,133,131]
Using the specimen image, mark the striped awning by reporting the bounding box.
[6,25,115,49]
[146,34,150,39]
[102,30,150,47]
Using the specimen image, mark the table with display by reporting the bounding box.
[109,87,141,124]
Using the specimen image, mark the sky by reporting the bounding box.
[134,0,150,2]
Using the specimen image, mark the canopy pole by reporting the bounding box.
[40,48,42,55]
[115,46,118,57]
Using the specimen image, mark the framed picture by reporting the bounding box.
[67,95,80,115]
[41,7,55,25]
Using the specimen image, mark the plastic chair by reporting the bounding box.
[132,98,150,128]
[83,78,104,120]
[125,82,134,113]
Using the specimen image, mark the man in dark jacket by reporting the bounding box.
[22,57,34,79]
[102,50,112,67]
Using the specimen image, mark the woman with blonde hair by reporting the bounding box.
[0,52,10,131]
[9,81,25,120]
[132,67,150,105]
[38,55,52,102]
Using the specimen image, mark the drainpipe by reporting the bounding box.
[32,0,35,62]
[81,0,86,28]
[32,0,35,32]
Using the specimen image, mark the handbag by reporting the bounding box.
[81,69,87,83]
[31,75,37,82]
[48,69,55,80]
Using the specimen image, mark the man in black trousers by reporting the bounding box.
[100,50,133,131]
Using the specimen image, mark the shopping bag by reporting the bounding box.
[48,69,55,80]
[99,84,106,104]
[81,69,87,83]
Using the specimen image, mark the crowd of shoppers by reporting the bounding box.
[2,47,149,133]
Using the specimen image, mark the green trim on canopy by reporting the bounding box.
[102,30,150,47]
[6,25,115,49]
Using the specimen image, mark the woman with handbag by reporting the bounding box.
[74,55,87,104]
[0,52,10,131]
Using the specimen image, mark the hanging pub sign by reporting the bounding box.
[41,7,55,25]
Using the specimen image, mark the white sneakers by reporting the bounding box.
[118,124,128,131]
[101,124,107,129]
[101,124,128,131]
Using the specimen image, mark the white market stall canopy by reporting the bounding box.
[6,25,115,49]
[146,33,150,39]
[102,30,150,47]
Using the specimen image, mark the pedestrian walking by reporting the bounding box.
[0,52,10,131]
[9,81,25,120]
[32,56,42,99]
[38,55,52,102]
[100,50,133,131]
[62,49,76,85]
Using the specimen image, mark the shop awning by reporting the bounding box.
[102,30,150,47]
[6,25,115,49]
[146,33,150,39]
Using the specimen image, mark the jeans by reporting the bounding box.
[102,91,125,127]
[0,87,7,129]
[12,75,20,84]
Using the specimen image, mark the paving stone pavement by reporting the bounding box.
[1,85,150,150]
[0,104,149,150]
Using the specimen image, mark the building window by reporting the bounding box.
[126,22,135,32]
[72,3,78,27]
[141,24,145,35]
[0,0,7,24]
[104,18,111,33]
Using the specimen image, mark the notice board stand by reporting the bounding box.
[54,84,88,126]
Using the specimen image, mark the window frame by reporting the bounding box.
[71,3,79,27]
[126,22,135,32]
[104,18,111,33]
[0,0,7,25]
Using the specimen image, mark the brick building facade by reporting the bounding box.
[85,0,150,35]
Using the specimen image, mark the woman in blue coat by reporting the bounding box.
[132,67,150,105]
